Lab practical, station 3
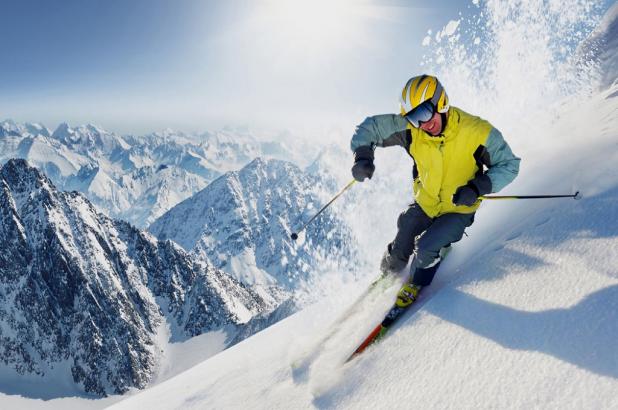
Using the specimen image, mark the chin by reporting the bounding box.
[423,122,441,136]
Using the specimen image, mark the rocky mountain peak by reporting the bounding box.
[0,158,52,199]
[0,159,269,397]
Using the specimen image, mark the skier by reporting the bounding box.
[350,75,520,307]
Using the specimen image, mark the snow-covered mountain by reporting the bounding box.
[0,119,50,138]
[0,159,269,397]
[0,122,319,229]
[149,157,359,302]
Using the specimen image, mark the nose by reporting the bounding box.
[420,120,433,131]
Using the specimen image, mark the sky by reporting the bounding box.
[0,0,614,136]
[0,0,483,135]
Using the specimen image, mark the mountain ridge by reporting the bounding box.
[0,122,321,229]
[149,157,359,302]
[0,158,270,397]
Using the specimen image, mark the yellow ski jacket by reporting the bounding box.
[350,106,520,218]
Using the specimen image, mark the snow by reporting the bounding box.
[228,249,276,286]
[434,19,461,44]
[2,0,618,408]
[0,392,123,410]
[583,1,618,89]
[108,303,333,410]
[153,328,228,385]
[443,19,460,36]
[23,138,83,177]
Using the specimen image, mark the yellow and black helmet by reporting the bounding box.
[400,75,449,115]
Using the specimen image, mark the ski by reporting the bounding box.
[345,247,453,362]
[345,292,418,363]
[291,272,397,369]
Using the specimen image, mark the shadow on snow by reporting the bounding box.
[426,284,618,379]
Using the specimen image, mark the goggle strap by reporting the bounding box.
[431,82,443,109]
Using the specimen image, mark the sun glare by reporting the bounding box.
[253,0,362,55]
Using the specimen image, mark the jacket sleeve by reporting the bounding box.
[485,128,520,192]
[350,114,410,152]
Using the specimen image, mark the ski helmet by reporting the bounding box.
[400,75,449,116]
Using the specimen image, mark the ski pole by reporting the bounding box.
[290,179,357,241]
[480,191,581,200]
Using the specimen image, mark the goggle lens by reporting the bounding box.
[404,101,436,128]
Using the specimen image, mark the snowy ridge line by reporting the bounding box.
[0,120,322,229]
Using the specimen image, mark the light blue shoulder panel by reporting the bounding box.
[350,114,408,152]
[485,127,520,192]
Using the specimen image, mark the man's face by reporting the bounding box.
[419,111,442,136]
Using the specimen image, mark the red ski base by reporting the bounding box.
[345,304,409,363]
[345,324,386,362]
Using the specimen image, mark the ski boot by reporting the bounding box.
[395,283,422,308]
[379,243,408,277]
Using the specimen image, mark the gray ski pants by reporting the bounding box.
[383,203,474,285]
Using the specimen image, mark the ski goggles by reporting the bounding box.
[403,101,436,128]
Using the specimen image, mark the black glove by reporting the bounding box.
[352,160,374,181]
[452,185,479,206]
[351,146,375,182]
[453,174,492,206]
